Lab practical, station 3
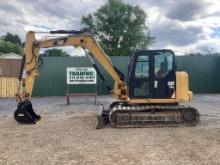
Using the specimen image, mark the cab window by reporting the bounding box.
[155,52,173,78]
[135,56,149,78]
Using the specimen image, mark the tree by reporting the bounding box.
[43,48,70,57]
[0,40,22,55]
[1,32,22,46]
[81,0,154,56]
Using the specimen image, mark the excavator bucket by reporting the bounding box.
[96,105,110,129]
[14,100,41,124]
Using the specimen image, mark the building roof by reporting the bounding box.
[0,52,22,59]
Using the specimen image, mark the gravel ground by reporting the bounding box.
[0,95,220,165]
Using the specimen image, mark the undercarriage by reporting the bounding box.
[96,101,200,129]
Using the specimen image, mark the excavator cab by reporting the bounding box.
[128,49,176,99]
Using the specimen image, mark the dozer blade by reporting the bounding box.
[96,105,110,129]
[14,100,41,124]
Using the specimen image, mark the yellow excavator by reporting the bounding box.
[14,30,200,128]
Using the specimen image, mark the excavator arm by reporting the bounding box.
[14,30,127,124]
[17,30,127,101]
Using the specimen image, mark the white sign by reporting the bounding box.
[67,67,97,84]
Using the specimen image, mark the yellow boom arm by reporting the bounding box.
[17,31,127,102]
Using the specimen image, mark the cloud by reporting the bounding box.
[150,17,204,47]
[0,1,23,15]
[164,1,208,21]
[140,0,220,54]
[0,0,219,54]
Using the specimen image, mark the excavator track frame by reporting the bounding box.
[97,101,199,128]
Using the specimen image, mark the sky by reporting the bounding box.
[0,0,220,55]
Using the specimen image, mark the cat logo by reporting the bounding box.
[168,81,175,89]
[53,38,67,46]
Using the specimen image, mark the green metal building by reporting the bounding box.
[32,55,220,96]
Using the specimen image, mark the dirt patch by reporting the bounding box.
[0,95,220,165]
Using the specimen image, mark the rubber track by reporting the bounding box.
[109,103,200,128]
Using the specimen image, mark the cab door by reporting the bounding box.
[153,51,176,98]
[128,54,153,98]
[128,50,176,99]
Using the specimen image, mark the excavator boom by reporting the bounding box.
[14,30,126,124]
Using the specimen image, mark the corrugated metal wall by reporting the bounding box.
[32,56,129,96]
[32,55,220,96]
[176,55,220,93]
